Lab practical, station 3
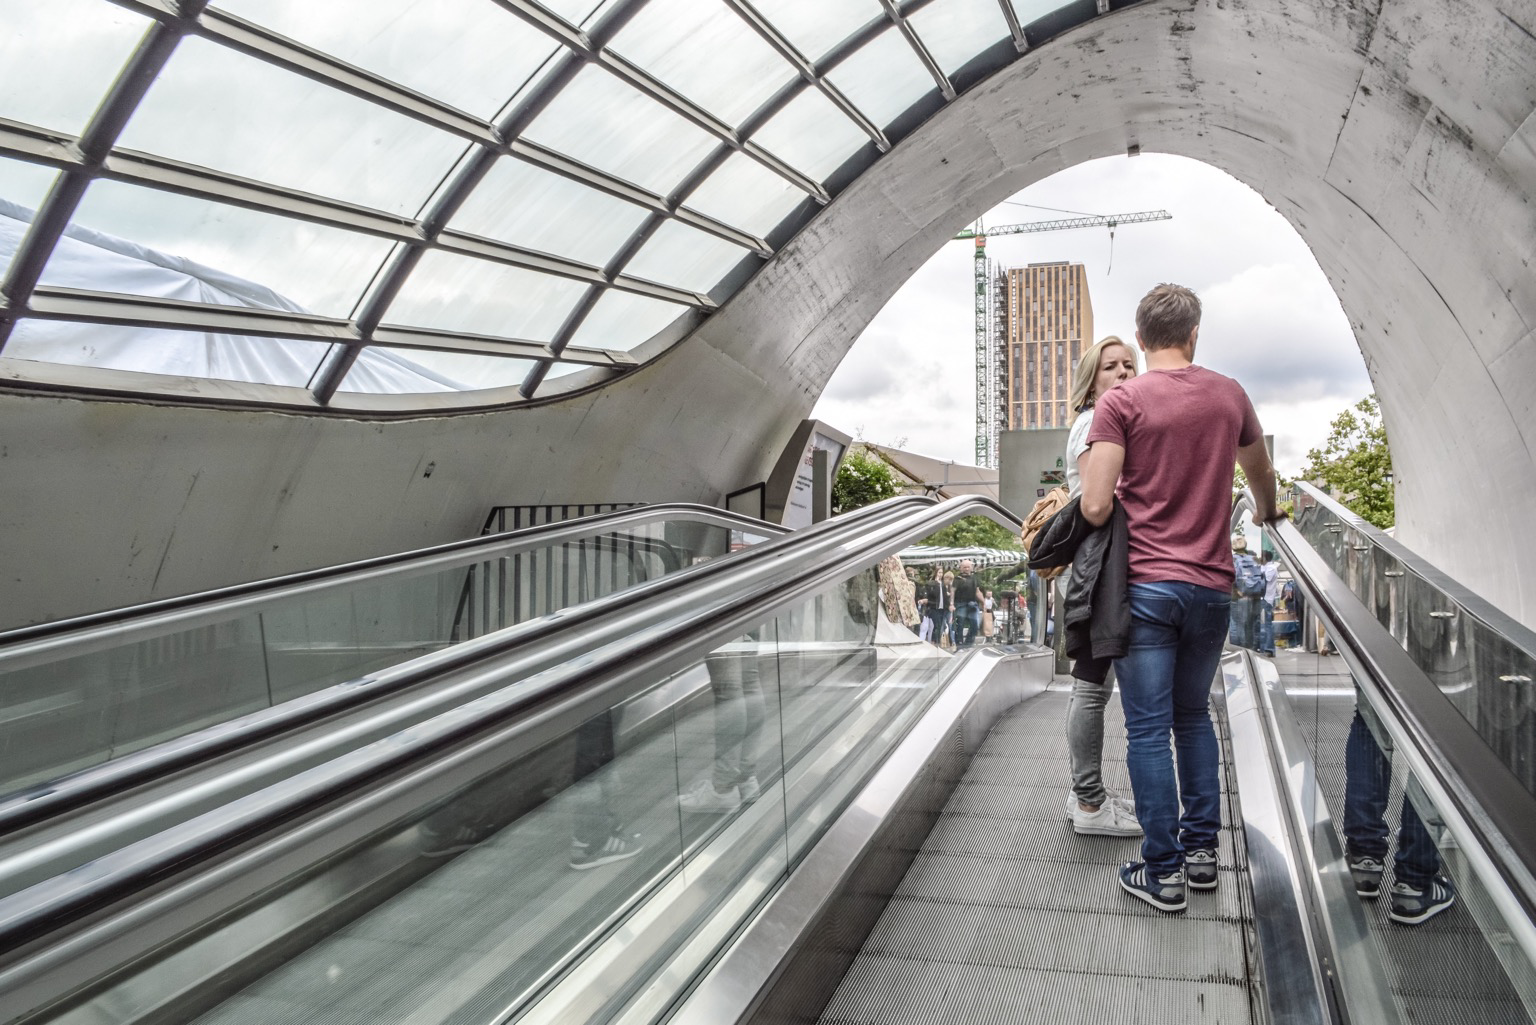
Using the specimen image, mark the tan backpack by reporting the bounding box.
[1020,486,1070,582]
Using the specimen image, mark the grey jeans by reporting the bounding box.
[1067,669,1116,807]
[704,649,765,791]
[1057,574,1116,808]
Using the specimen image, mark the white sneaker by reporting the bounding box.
[739,775,761,802]
[679,778,741,814]
[1066,791,1138,821]
[1073,798,1143,837]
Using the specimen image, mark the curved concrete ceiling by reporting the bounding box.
[3,0,1533,630]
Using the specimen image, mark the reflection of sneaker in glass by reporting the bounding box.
[1388,875,1456,925]
[1348,855,1385,898]
[417,822,483,858]
[679,779,741,814]
[569,831,644,870]
[1186,848,1219,890]
[1119,862,1187,912]
[739,775,761,803]
[1072,798,1142,836]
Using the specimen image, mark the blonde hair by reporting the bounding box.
[1070,336,1138,417]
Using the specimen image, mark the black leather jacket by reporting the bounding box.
[1027,495,1131,682]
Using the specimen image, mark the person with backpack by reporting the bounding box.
[1230,535,1265,650]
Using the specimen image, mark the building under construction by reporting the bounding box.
[997,261,1095,431]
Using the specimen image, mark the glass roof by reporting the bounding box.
[0,0,1096,412]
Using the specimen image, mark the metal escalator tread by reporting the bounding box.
[819,691,1255,1025]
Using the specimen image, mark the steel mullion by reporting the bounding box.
[997,0,1030,51]
[311,0,656,403]
[595,51,825,201]
[523,201,671,395]
[721,0,889,151]
[880,0,955,101]
[505,141,767,254]
[196,9,499,146]
[104,0,177,16]
[0,119,77,170]
[372,326,636,367]
[22,286,639,369]
[490,0,826,201]
[27,287,358,340]
[0,6,203,354]
[104,148,423,242]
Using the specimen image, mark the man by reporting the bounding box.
[1079,283,1280,913]
[952,558,981,647]
[1229,535,1263,650]
[1259,551,1280,656]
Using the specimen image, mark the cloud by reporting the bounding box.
[814,152,1373,475]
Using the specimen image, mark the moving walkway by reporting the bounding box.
[0,488,1532,1025]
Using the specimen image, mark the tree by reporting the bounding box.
[1299,394,1394,529]
[832,447,901,513]
[920,516,1021,551]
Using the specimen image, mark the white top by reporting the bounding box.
[1065,408,1094,499]
[1263,560,1281,604]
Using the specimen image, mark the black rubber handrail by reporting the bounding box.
[0,496,1016,967]
[0,497,930,837]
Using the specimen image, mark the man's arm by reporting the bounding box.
[1237,439,1281,523]
[1079,441,1124,527]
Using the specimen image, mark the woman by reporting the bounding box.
[933,568,946,648]
[1063,336,1143,836]
[981,590,996,642]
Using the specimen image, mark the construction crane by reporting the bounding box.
[952,209,1172,468]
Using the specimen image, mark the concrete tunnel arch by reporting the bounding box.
[2,0,1533,630]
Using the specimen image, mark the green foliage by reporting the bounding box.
[832,447,901,514]
[1300,394,1394,529]
[920,516,1022,551]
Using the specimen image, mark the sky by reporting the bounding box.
[812,153,1374,478]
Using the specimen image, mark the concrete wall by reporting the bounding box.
[999,429,1070,519]
[3,0,1534,630]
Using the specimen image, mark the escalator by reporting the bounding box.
[1,490,1533,1025]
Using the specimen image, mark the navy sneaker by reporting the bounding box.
[1348,855,1385,898]
[1186,848,1218,890]
[1119,862,1187,912]
[1388,875,1456,925]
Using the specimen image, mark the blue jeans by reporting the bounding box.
[1115,582,1230,875]
[955,602,980,647]
[1343,709,1439,888]
[1258,600,1275,654]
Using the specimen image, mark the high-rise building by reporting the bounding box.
[999,261,1095,430]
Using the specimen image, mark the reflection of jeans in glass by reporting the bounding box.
[926,609,949,646]
[1116,582,1230,876]
[955,602,980,647]
[1258,600,1275,654]
[1229,596,1259,649]
[1067,669,1116,807]
[573,709,620,846]
[1344,709,1438,889]
[705,650,764,792]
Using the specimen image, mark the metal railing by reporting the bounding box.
[0,495,1018,1024]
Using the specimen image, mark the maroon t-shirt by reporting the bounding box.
[1087,365,1262,592]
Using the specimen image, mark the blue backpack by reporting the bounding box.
[1234,554,1266,597]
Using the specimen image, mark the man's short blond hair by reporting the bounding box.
[1135,283,1202,351]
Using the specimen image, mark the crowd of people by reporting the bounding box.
[908,559,1008,648]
